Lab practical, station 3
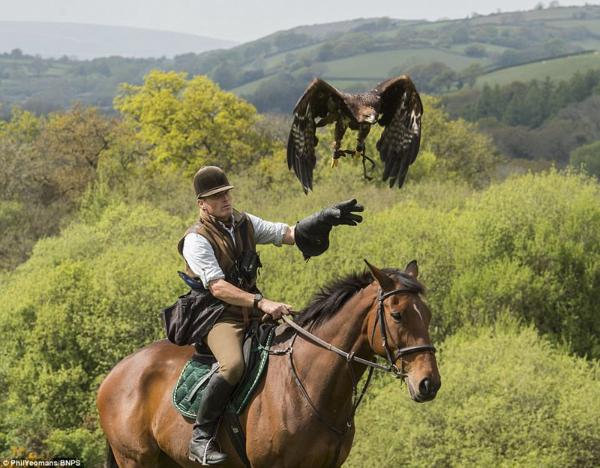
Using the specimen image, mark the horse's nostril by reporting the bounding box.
[419,378,432,396]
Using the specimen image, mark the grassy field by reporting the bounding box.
[467,5,595,23]
[224,47,600,102]
[475,51,600,87]
[260,43,323,69]
[231,74,274,95]
[322,48,480,79]
[549,18,600,33]
[233,45,486,96]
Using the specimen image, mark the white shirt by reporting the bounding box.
[182,213,288,288]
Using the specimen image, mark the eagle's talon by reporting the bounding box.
[333,149,352,159]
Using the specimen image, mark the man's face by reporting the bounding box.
[198,190,233,221]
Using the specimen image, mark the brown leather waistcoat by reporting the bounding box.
[177,209,257,291]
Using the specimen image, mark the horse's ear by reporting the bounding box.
[405,260,419,278]
[364,259,395,291]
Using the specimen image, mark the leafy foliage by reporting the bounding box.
[570,140,600,179]
[114,70,273,174]
[238,169,600,360]
[451,69,600,128]
[0,166,598,464]
[0,69,598,466]
[444,69,600,162]
[420,97,498,187]
[400,62,457,93]
[346,321,600,467]
[0,106,117,270]
[0,203,185,463]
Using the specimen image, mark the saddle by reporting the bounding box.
[173,321,276,418]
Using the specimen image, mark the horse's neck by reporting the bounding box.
[291,283,377,420]
[311,285,375,357]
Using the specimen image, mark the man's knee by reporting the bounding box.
[219,359,245,385]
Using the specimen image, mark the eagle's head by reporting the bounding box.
[346,93,380,125]
[359,109,378,124]
[348,104,377,124]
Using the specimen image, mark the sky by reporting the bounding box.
[1,0,597,42]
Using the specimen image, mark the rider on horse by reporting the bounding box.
[163,166,364,465]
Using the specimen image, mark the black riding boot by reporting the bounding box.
[188,373,235,465]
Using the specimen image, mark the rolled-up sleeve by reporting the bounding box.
[247,213,288,246]
[182,233,225,288]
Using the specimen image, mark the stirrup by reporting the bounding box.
[202,435,216,466]
[189,435,227,466]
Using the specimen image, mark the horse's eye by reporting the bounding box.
[391,311,402,322]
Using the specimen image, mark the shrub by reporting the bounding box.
[570,140,600,179]
[448,170,600,357]
[1,169,598,462]
[252,170,600,358]
[0,202,186,461]
[346,320,600,467]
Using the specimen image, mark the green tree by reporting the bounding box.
[459,63,484,88]
[0,202,185,463]
[38,103,116,204]
[114,70,271,174]
[464,44,487,57]
[403,62,457,93]
[0,104,116,270]
[570,140,600,179]
[0,108,43,201]
[421,96,498,187]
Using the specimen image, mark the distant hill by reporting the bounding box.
[2,5,600,118]
[0,22,237,59]
[224,4,600,110]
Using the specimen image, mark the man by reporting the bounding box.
[170,166,363,465]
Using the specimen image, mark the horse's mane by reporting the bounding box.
[294,268,424,330]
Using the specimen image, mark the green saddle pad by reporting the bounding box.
[173,328,274,418]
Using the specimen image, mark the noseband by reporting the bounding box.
[375,287,437,378]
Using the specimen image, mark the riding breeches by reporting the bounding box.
[205,319,245,385]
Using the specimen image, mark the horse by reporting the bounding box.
[97,260,441,467]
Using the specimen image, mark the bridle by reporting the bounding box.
[375,287,437,378]
[275,283,437,442]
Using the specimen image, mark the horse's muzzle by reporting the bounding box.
[408,376,441,403]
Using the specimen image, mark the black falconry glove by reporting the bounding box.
[295,199,364,260]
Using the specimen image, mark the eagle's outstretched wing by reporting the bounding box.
[287,78,352,193]
[374,75,423,188]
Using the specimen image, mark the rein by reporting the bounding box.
[276,285,436,439]
[281,315,393,374]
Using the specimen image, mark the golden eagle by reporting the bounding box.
[287,75,423,193]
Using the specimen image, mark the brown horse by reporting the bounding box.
[97,261,441,467]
